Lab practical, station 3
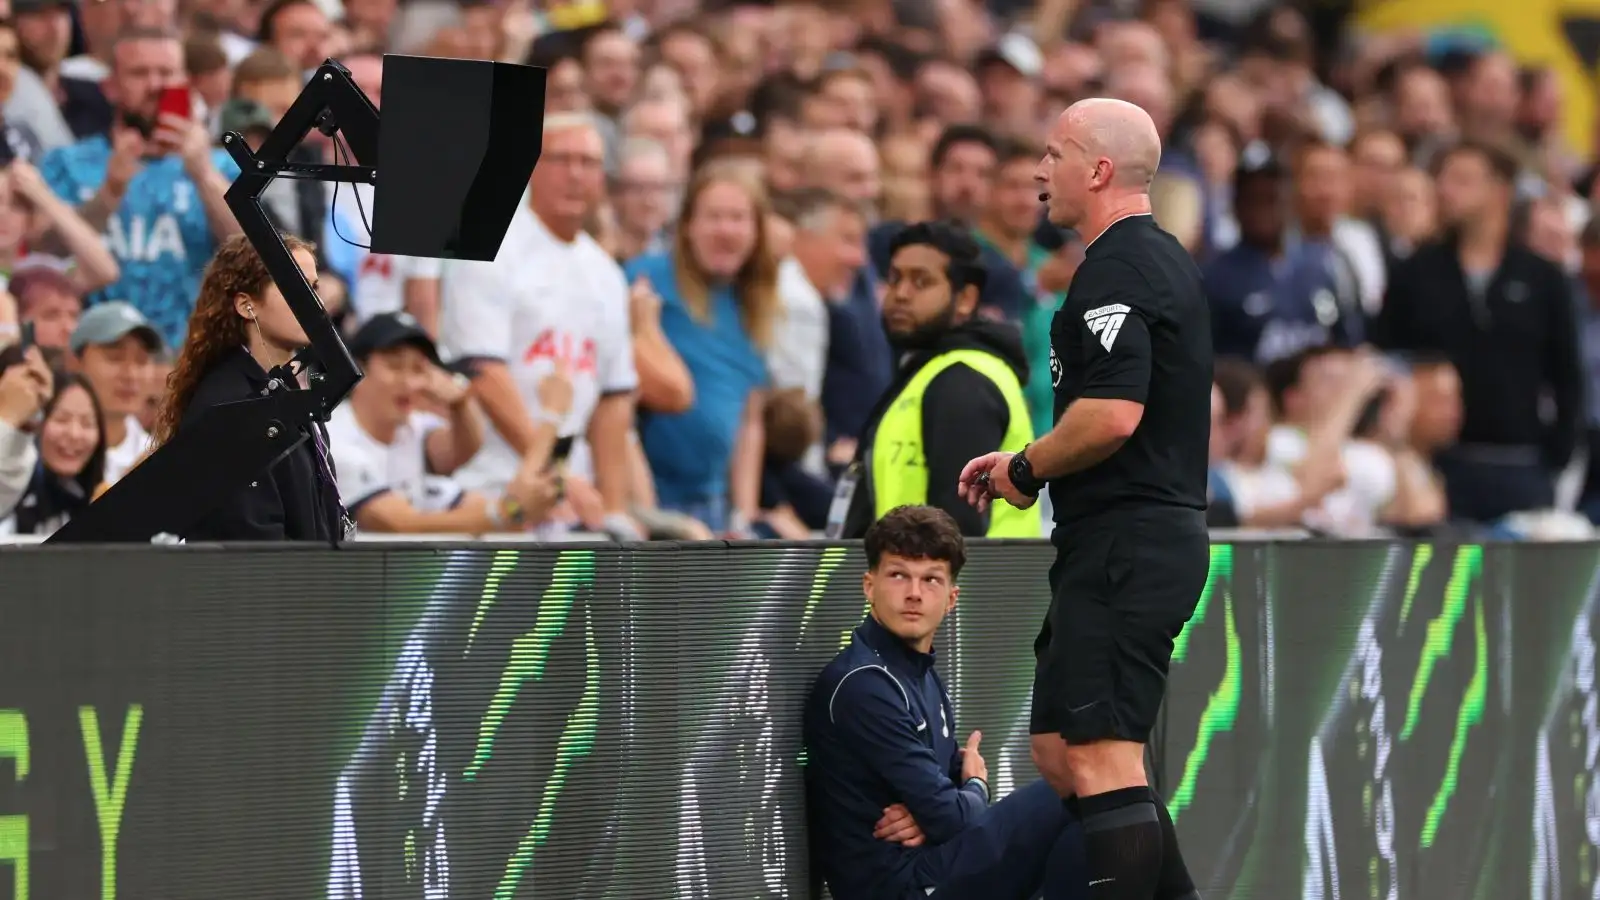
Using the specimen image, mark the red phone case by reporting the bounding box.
[157,87,192,120]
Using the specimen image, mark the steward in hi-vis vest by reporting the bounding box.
[831,222,1039,539]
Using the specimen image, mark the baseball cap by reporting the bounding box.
[11,0,74,14]
[976,33,1043,79]
[70,301,164,356]
[348,312,441,366]
[217,98,276,139]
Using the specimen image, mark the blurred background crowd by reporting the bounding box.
[0,0,1595,540]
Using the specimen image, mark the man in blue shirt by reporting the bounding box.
[805,505,1085,900]
[40,26,241,349]
[1204,153,1361,364]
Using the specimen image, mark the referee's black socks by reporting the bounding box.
[1071,786,1200,899]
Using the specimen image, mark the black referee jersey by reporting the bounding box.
[1046,213,1212,524]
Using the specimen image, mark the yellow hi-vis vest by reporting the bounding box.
[870,348,1041,537]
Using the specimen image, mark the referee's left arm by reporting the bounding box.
[1030,258,1150,479]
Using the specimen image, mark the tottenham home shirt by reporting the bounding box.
[102,415,149,486]
[354,253,443,323]
[437,196,637,493]
[326,404,463,514]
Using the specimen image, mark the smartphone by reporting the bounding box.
[157,86,193,122]
[17,320,33,352]
[550,435,575,465]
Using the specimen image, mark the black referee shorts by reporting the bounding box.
[1029,506,1209,744]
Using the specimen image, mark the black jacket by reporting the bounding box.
[1373,236,1584,467]
[803,615,987,900]
[843,319,1030,537]
[180,348,345,543]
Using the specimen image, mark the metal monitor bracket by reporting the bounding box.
[222,57,377,410]
[47,58,377,544]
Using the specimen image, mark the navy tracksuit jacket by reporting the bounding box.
[804,615,990,898]
[805,615,1087,900]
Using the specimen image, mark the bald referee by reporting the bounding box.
[958,99,1211,899]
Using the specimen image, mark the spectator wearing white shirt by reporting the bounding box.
[772,189,867,403]
[1263,346,1442,535]
[353,253,441,330]
[69,300,160,485]
[330,313,563,534]
[1211,354,1342,528]
[438,112,639,536]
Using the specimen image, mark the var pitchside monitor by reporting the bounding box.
[0,541,1597,899]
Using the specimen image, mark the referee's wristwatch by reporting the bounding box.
[1008,445,1045,497]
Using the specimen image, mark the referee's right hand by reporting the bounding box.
[958,451,1036,512]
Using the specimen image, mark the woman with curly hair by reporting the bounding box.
[150,233,346,542]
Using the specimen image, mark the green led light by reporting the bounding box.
[1397,544,1434,633]
[466,552,596,781]
[1420,591,1487,848]
[495,601,602,899]
[1173,544,1230,664]
[0,709,29,900]
[466,549,520,652]
[1170,544,1239,820]
[1400,545,1481,742]
[795,546,847,650]
[80,705,141,900]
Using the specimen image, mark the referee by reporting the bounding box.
[959,98,1211,900]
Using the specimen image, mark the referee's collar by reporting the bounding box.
[859,614,936,674]
[1084,212,1154,251]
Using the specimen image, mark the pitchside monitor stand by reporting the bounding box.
[50,55,547,543]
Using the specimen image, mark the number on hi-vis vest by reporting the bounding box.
[886,439,924,467]
[0,705,144,900]
[106,215,186,264]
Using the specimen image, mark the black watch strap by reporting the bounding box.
[1009,447,1044,497]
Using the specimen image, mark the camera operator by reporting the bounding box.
[0,344,52,516]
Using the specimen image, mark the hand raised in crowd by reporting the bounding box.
[1376,372,1418,448]
[503,464,564,528]
[874,803,924,847]
[0,347,53,428]
[7,160,52,206]
[105,124,146,195]
[627,275,662,332]
[535,360,575,421]
[1343,350,1391,404]
[561,473,608,531]
[154,111,215,176]
[959,730,987,785]
[422,365,471,409]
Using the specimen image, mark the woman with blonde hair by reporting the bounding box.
[623,161,779,535]
[151,233,346,542]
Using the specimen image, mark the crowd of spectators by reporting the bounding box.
[0,0,1596,539]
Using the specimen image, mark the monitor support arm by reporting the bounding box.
[221,58,379,411]
[47,58,379,544]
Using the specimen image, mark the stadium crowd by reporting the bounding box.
[0,0,1592,539]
